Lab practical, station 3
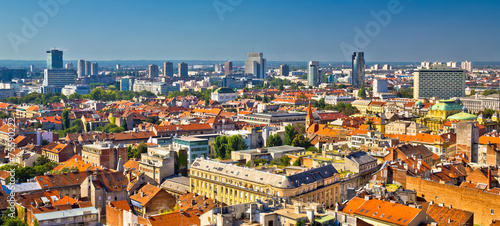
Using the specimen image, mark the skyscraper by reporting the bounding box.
[65,62,73,69]
[46,49,63,69]
[148,64,159,77]
[307,61,320,87]
[244,52,266,79]
[280,64,289,76]
[116,64,121,70]
[414,63,466,99]
[91,62,98,75]
[214,63,223,74]
[85,61,91,76]
[178,62,188,77]
[163,62,173,77]
[77,60,85,77]
[461,61,473,73]
[224,61,233,76]
[352,52,365,88]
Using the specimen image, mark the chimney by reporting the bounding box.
[488,167,492,190]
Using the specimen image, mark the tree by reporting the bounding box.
[68,92,80,99]
[358,88,367,99]
[292,158,301,166]
[267,134,283,147]
[228,135,248,152]
[121,120,128,130]
[482,109,496,118]
[205,99,210,106]
[62,108,70,129]
[34,155,51,167]
[41,139,49,145]
[214,136,229,159]
[263,95,269,103]
[291,134,311,149]
[284,124,298,145]
[279,156,291,166]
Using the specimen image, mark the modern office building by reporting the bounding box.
[77,59,85,77]
[43,69,77,88]
[461,61,473,73]
[373,79,388,94]
[46,49,63,69]
[163,62,173,77]
[173,137,209,163]
[280,64,289,76]
[91,62,98,75]
[116,64,121,70]
[245,52,266,79]
[352,52,365,88]
[224,61,233,75]
[30,65,35,73]
[133,81,168,95]
[61,84,91,96]
[414,64,466,100]
[307,61,320,87]
[178,62,188,77]
[65,62,73,69]
[85,61,91,76]
[120,76,134,91]
[148,64,159,77]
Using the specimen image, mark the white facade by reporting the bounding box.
[133,81,168,95]
[61,85,91,96]
[324,95,355,105]
[461,61,473,72]
[373,79,388,94]
[43,69,76,88]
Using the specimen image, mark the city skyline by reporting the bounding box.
[0,0,499,62]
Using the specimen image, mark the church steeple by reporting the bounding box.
[306,101,314,128]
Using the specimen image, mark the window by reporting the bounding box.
[492,209,495,215]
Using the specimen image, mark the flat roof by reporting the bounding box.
[234,145,304,155]
[174,137,207,142]
[2,182,41,194]
[34,207,98,221]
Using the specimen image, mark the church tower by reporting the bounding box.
[306,102,314,128]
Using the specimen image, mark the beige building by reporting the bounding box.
[190,158,341,208]
[230,146,304,163]
[414,64,466,100]
[385,121,428,136]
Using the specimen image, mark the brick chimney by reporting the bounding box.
[487,167,492,190]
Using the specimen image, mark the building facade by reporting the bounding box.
[190,158,341,208]
[224,61,233,76]
[414,64,466,100]
[245,52,266,79]
[352,52,365,88]
[307,61,320,87]
[43,69,76,88]
[46,49,63,69]
[178,62,188,77]
[163,62,173,77]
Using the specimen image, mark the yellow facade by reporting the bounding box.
[189,163,341,208]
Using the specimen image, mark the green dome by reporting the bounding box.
[447,112,478,121]
[430,100,462,111]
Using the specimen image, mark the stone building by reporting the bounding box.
[190,158,341,208]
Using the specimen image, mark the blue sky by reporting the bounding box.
[0,0,499,62]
